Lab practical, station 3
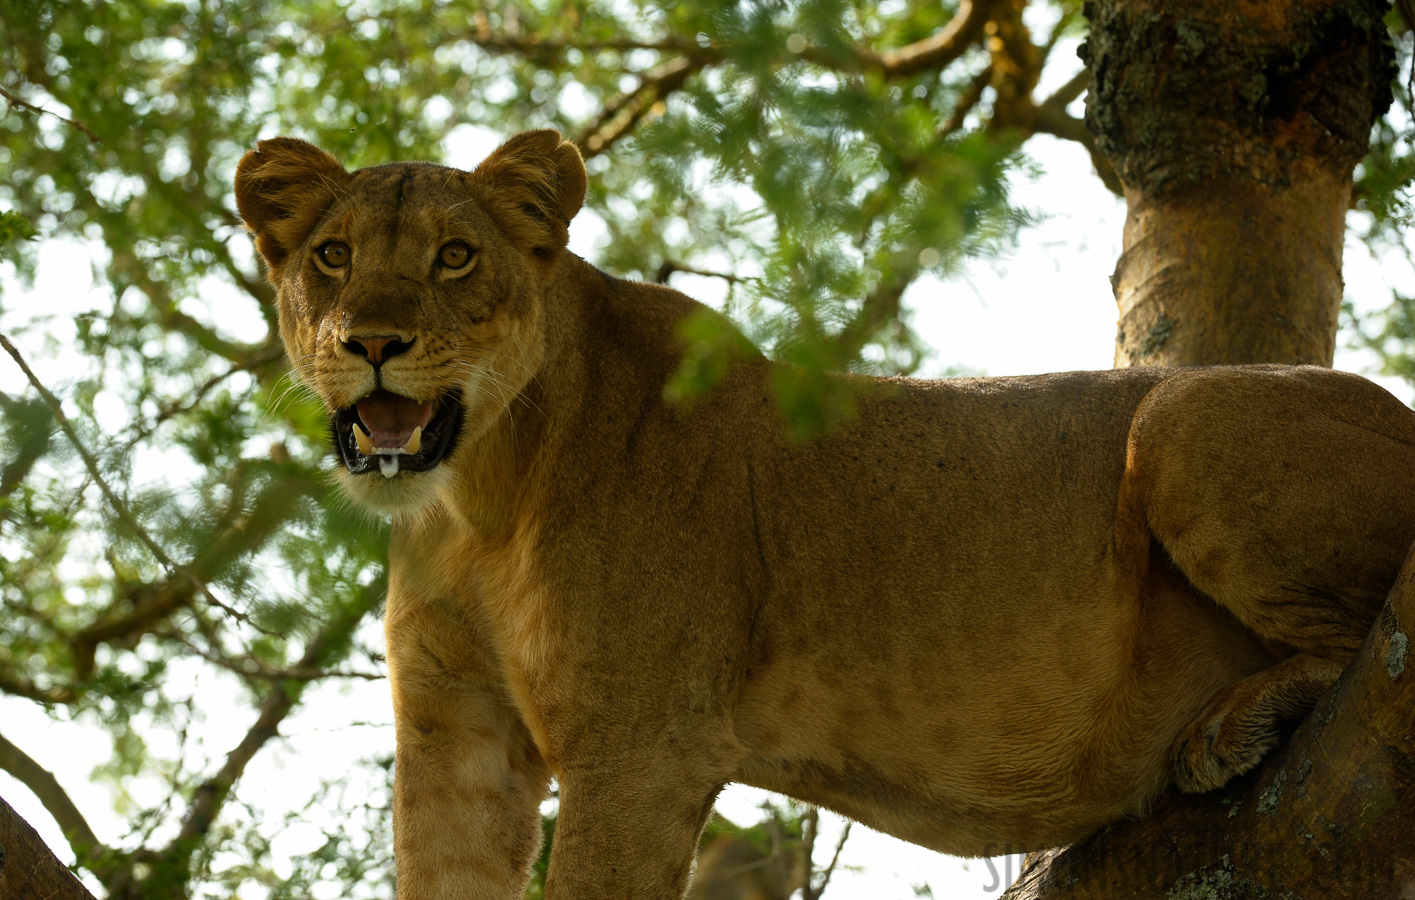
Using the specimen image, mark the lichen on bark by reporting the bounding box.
[1080,0,1394,197]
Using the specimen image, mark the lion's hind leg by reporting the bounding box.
[1170,652,1344,793]
[1120,367,1415,792]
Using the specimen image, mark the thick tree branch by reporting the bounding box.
[0,730,103,860]
[0,670,77,705]
[463,13,700,57]
[464,1,997,82]
[1031,87,1123,196]
[835,257,921,363]
[843,0,998,78]
[48,173,258,366]
[109,248,258,365]
[466,1,1008,180]
[69,463,322,678]
[575,55,711,157]
[1043,67,1091,110]
[0,794,98,900]
[479,0,1001,165]
[161,627,384,683]
[70,580,196,681]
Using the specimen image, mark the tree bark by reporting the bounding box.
[1003,539,1415,898]
[0,794,98,900]
[1084,0,1394,367]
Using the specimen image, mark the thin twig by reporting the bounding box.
[812,821,853,898]
[120,343,285,456]
[0,334,269,633]
[162,626,384,682]
[0,84,100,143]
[654,261,749,284]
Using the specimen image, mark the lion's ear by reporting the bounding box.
[472,130,587,253]
[234,137,349,280]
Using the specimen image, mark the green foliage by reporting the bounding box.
[1349,20,1415,394]
[0,210,36,269]
[1357,11,1415,248]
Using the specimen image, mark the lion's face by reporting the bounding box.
[235,132,586,513]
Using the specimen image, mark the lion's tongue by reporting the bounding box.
[356,391,434,449]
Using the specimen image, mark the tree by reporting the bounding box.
[1092,0,1395,368]
[0,1,1411,897]
[0,790,98,900]
[1001,2,1415,896]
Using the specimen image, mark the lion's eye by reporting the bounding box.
[438,241,473,269]
[318,241,351,268]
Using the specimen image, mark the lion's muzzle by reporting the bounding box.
[332,388,464,477]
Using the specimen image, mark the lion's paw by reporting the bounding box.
[1170,687,1280,794]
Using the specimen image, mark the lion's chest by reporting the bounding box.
[390,517,573,761]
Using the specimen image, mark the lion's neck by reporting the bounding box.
[437,252,723,541]
[432,254,603,539]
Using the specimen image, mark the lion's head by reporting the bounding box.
[234,131,586,513]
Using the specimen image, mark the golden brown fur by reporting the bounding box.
[235,130,1415,898]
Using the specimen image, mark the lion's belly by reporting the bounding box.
[732,659,1185,855]
[730,634,1142,854]
[728,555,1273,855]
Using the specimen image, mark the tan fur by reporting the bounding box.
[235,131,1415,898]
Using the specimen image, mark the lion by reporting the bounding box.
[235,130,1415,898]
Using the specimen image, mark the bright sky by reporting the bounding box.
[3,119,1413,900]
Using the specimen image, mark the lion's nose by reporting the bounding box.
[342,334,414,365]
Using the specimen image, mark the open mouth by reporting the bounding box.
[331,388,464,478]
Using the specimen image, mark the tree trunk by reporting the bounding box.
[1084,0,1394,368]
[0,795,98,900]
[1003,540,1415,898]
[1005,1,1410,896]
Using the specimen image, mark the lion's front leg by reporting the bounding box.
[545,757,722,899]
[387,608,549,900]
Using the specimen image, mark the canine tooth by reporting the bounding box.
[353,422,374,455]
[403,426,422,456]
[379,456,399,479]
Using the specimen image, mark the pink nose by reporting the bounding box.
[342,335,412,365]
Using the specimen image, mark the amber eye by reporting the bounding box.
[317,241,351,268]
[438,241,473,269]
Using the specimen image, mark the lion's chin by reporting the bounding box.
[334,463,452,517]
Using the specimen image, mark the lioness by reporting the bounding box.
[235,130,1415,898]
